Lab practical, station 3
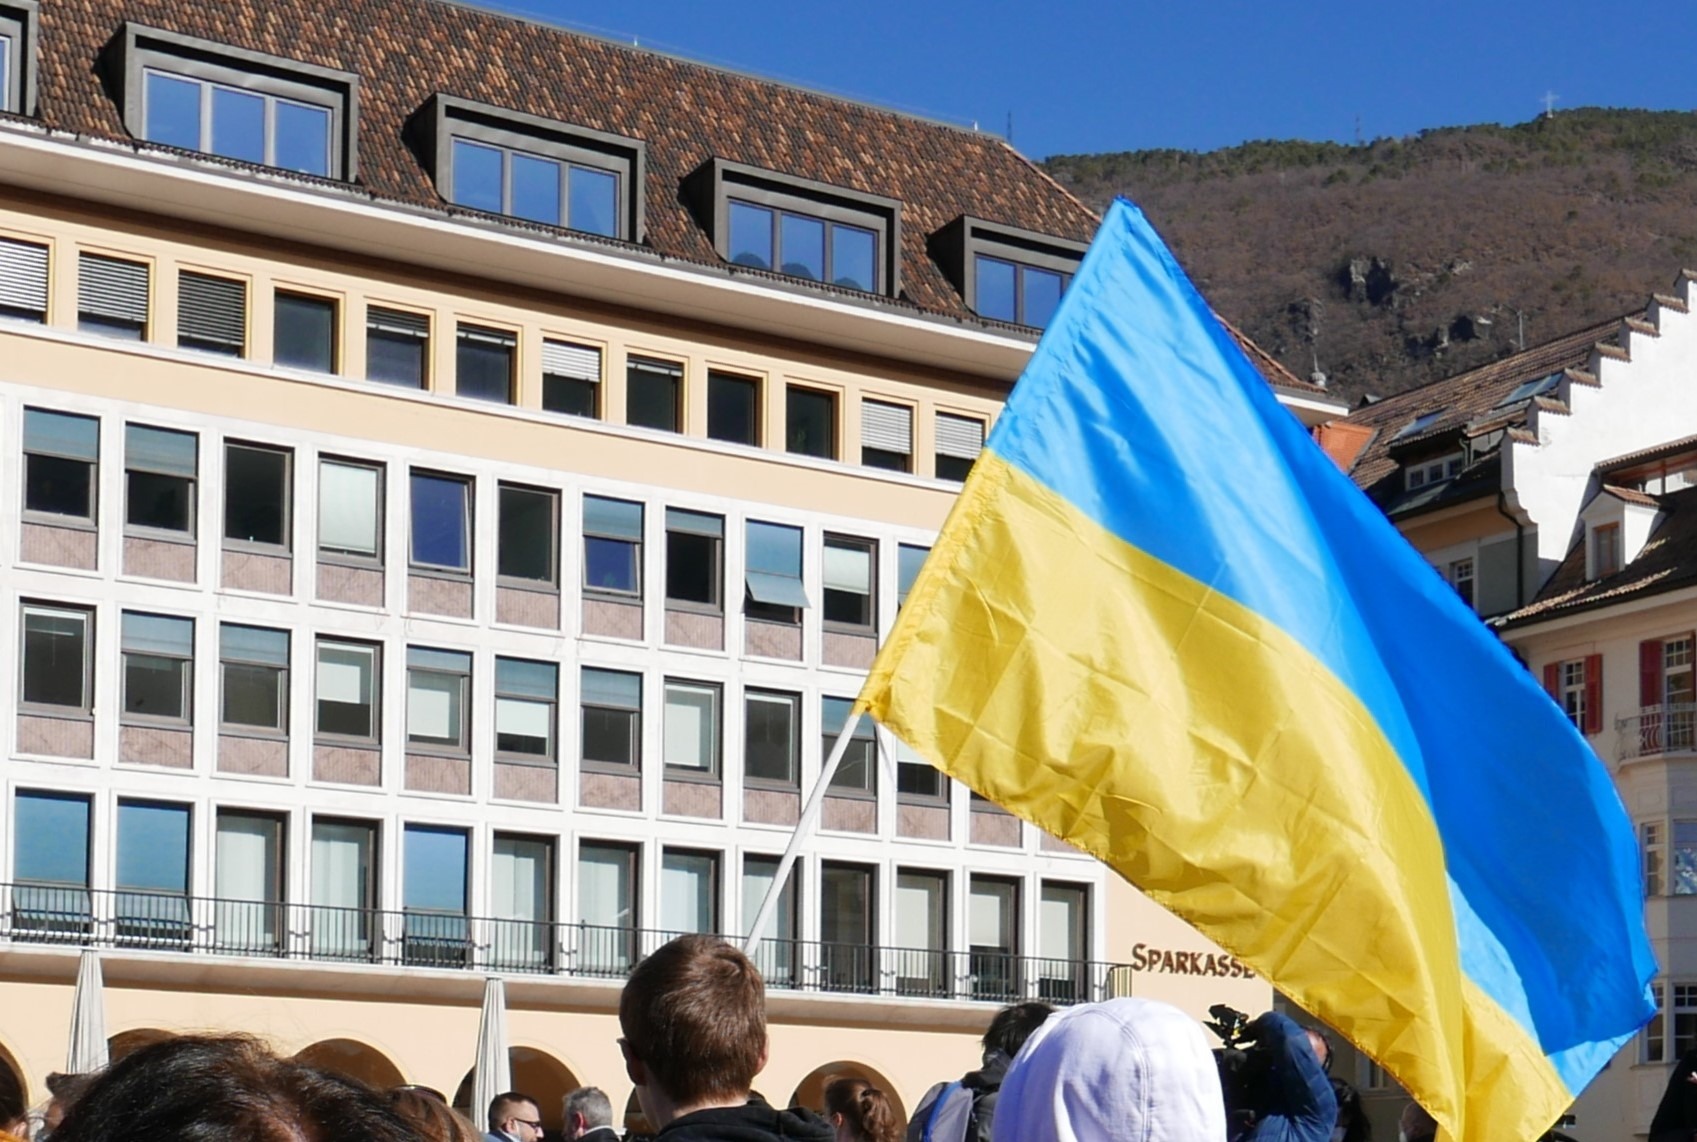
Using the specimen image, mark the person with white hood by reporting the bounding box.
[991,997,1227,1142]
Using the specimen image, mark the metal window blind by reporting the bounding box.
[125,424,197,477]
[582,668,641,709]
[78,254,149,325]
[220,624,289,667]
[542,339,601,382]
[0,238,48,316]
[178,272,246,348]
[368,307,429,338]
[121,611,194,657]
[23,408,99,460]
[457,324,516,348]
[935,413,985,460]
[665,508,723,538]
[497,657,557,699]
[861,400,912,454]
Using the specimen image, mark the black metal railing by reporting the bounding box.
[0,883,1123,1006]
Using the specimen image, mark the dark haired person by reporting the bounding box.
[49,1034,422,1142]
[486,1093,543,1142]
[905,1001,1053,1142]
[618,934,831,1141]
[824,1077,899,1142]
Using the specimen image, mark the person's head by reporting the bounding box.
[562,1086,613,1139]
[49,1035,419,1142]
[388,1087,479,1142]
[1306,1028,1333,1072]
[487,1093,543,1142]
[1330,1078,1368,1142]
[991,998,1225,1142]
[822,1077,898,1142]
[981,1001,1054,1065]
[1398,1101,1437,1142]
[618,934,767,1128]
[42,1072,98,1135]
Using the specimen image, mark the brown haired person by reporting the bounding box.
[824,1078,899,1142]
[618,934,832,1142]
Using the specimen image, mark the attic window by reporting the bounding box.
[1392,411,1442,442]
[0,1,39,116]
[111,24,360,180]
[415,95,645,242]
[686,159,901,298]
[1494,372,1561,409]
[1591,523,1621,579]
[1405,452,1463,491]
[929,216,1087,330]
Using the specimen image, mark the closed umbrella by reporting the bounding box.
[470,977,510,1131]
[65,949,109,1074]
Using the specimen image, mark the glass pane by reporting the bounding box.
[319,462,379,557]
[496,697,552,756]
[223,662,284,729]
[15,792,90,884]
[627,362,680,433]
[543,375,598,418]
[404,826,468,913]
[898,544,929,605]
[746,521,802,577]
[785,387,836,459]
[666,530,718,606]
[456,336,513,403]
[568,166,619,237]
[0,38,9,115]
[125,653,187,719]
[661,852,715,935]
[145,72,201,150]
[316,644,375,737]
[1040,884,1085,962]
[778,213,825,281]
[745,694,796,783]
[579,845,633,928]
[582,706,636,766]
[410,473,469,570]
[584,536,638,594]
[210,86,266,164]
[451,139,504,213]
[1022,266,1065,328]
[274,100,331,176]
[275,294,336,373]
[831,224,876,292]
[975,256,1017,322]
[224,446,289,547]
[22,611,87,708]
[367,330,426,387]
[510,152,562,225]
[407,669,463,746]
[708,373,759,445]
[311,821,372,909]
[728,202,773,269]
[896,872,945,951]
[664,683,717,770]
[127,471,192,532]
[492,836,550,922]
[117,802,190,892]
[498,486,556,582]
[26,454,93,518]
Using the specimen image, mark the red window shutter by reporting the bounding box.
[1584,654,1603,735]
[1543,662,1561,698]
[1642,640,1665,707]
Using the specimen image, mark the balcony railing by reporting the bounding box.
[0,883,1122,1006]
[1618,704,1697,760]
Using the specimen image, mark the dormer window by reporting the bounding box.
[1392,411,1442,442]
[1592,522,1622,578]
[929,216,1086,329]
[0,1,39,116]
[111,25,359,179]
[686,159,901,298]
[1405,452,1463,491]
[414,95,645,242]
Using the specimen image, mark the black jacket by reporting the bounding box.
[654,1100,833,1142]
[1651,1048,1697,1142]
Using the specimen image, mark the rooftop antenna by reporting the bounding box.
[1354,114,1363,146]
[1541,91,1559,119]
[1514,308,1526,352]
[1006,111,1013,144]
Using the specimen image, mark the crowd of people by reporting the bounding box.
[0,934,1403,1142]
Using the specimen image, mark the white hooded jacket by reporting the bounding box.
[990,998,1227,1142]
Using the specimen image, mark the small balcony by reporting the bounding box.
[1617,705,1697,761]
[0,883,1124,1007]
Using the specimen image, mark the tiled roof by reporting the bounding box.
[1597,433,1697,474]
[26,0,1107,327]
[1498,485,1697,629]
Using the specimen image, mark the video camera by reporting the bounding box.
[1206,1004,1274,1130]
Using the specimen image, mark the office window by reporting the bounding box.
[935,413,985,482]
[223,443,290,549]
[116,799,191,944]
[745,521,808,623]
[407,648,471,754]
[1038,883,1090,1002]
[578,841,637,972]
[786,387,836,459]
[824,697,876,793]
[23,408,98,522]
[220,624,288,733]
[663,680,719,776]
[861,400,913,472]
[896,737,944,801]
[178,271,246,357]
[456,324,515,403]
[316,640,378,742]
[78,253,149,339]
[661,850,718,936]
[20,604,92,712]
[974,255,1068,327]
[820,862,875,992]
[491,833,553,970]
[366,306,429,388]
[627,357,682,433]
[745,689,799,786]
[823,535,875,629]
[741,856,798,983]
[449,137,623,235]
[318,458,382,561]
[707,371,760,446]
[124,424,196,535]
[274,292,337,373]
[897,544,929,609]
[541,339,602,418]
[496,657,557,761]
[583,495,642,597]
[121,611,193,723]
[666,509,723,610]
[727,199,878,292]
[894,870,948,995]
[309,817,377,957]
[14,790,91,890]
[410,471,472,573]
[0,236,47,322]
[214,810,284,951]
[970,876,1020,1001]
[582,667,641,768]
[932,216,1085,328]
[403,824,470,967]
[498,483,557,585]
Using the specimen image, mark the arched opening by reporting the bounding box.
[789,1061,908,1133]
[0,1040,26,1132]
[623,1090,653,1140]
[450,1047,580,1137]
[108,1028,174,1063]
[294,1038,405,1090]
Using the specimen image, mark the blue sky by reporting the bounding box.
[483,0,1697,159]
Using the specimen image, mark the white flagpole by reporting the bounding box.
[742,709,863,956]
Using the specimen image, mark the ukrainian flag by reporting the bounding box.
[860,199,1655,1142]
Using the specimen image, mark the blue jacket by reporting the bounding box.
[1241,1013,1337,1142]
